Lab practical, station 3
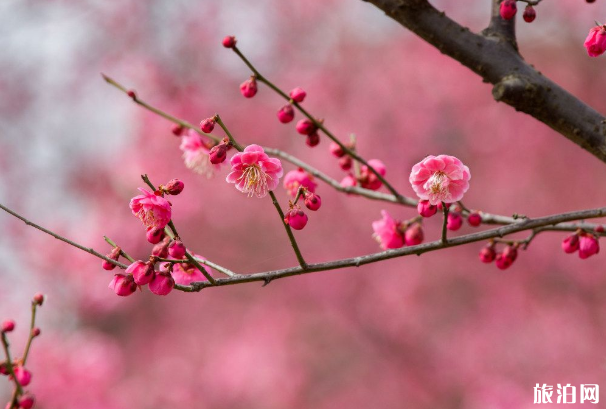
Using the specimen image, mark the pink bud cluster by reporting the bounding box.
[109,256,177,297]
[371,210,425,250]
[562,231,600,259]
[479,242,519,270]
[1,294,44,409]
[499,1,537,24]
[331,141,387,192]
[281,169,322,230]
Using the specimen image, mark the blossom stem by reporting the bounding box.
[1,333,22,396]
[101,74,222,144]
[21,301,39,365]
[230,46,407,203]
[292,186,305,205]
[441,202,449,244]
[214,115,243,151]
[269,191,308,269]
[157,257,237,277]
[103,236,136,263]
[0,203,129,269]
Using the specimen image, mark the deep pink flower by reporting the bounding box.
[209,143,229,165]
[283,168,317,197]
[126,261,155,286]
[404,223,424,246]
[468,212,482,227]
[562,233,580,254]
[277,105,295,123]
[2,320,14,333]
[108,274,137,297]
[446,212,463,231]
[289,87,306,103]
[372,210,404,250]
[163,255,213,286]
[13,366,31,386]
[168,240,186,259]
[240,77,257,98]
[409,155,471,205]
[180,130,221,177]
[149,272,174,296]
[585,26,606,57]
[226,144,283,198]
[18,394,35,409]
[284,208,308,230]
[296,119,316,136]
[304,192,322,211]
[417,200,437,218]
[479,244,496,263]
[329,142,345,158]
[579,234,600,259]
[130,188,172,230]
[102,247,121,271]
[499,0,517,20]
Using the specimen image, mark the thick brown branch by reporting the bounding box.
[362,0,606,163]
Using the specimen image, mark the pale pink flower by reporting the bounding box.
[226,144,283,198]
[162,255,213,286]
[129,188,172,230]
[283,168,317,197]
[179,129,221,178]
[409,155,471,205]
[585,26,606,57]
[372,210,404,250]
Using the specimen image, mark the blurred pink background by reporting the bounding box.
[1,0,606,408]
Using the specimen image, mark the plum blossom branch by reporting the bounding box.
[1,333,22,396]
[101,74,222,145]
[441,203,449,244]
[183,206,606,291]
[229,46,410,203]
[361,0,606,164]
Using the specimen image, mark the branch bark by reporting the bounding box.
[362,0,606,163]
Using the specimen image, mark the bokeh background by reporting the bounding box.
[1,0,606,408]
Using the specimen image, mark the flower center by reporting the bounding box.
[239,164,272,198]
[425,171,448,196]
[137,209,156,228]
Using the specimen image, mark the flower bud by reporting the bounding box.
[404,223,424,246]
[126,260,155,286]
[304,193,322,211]
[127,89,137,99]
[446,212,463,231]
[499,0,517,20]
[467,212,482,227]
[277,105,295,124]
[164,179,184,196]
[338,156,352,171]
[579,234,600,259]
[32,327,41,337]
[306,132,320,147]
[340,174,357,189]
[417,200,437,218]
[240,77,257,98]
[284,208,308,230]
[33,293,44,307]
[523,5,536,23]
[149,272,174,296]
[168,240,186,259]
[13,366,31,386]
[295,119,317,136]
[108,274,137,296]
[152,237,170,258]
[222,35,236,48]
[171,124,184,136]
[329,142,345,158]
[479,244,496,263]
[595,225,604,233]
[209,143,229,164]
[289,87,306,103]
[18,394,35,409]
[146,227,165,244]
[496,245,518,270]
[561,233,580,254]
[1,321,14,333]
[102,247,121,271]
[0,363,8,376]
[200,117,215,133]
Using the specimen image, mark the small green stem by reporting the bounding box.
[214,115,243,151]
[293,187,305,205]
[103,236,135,263]
[21,302,38,365]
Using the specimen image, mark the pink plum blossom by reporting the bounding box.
[126,260,154,286]
[108,274,137,297]
[13,366,31,386]
[284,208,308,230]
[585,26,606,57]
[304,192,322,211]
[277,105,295,123]
[447,212,463,231]
[149,271,174,296]
[404,223,424,246]
[479,244,496,263]
[162,255,213,286]
[468,212,482,227]
[499,0,517,20]
[283,168,317,197]
[409,155,471,205]
[289,87,306,103]
[240,77,257,98]
[226,144,283,198]
[101,247,121,270]
[129,188,172,230]
[179,129,221,177]
[360,159,386,191]
[417,200,437,218]
[168,240,186,259]
[372,210,404,250]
